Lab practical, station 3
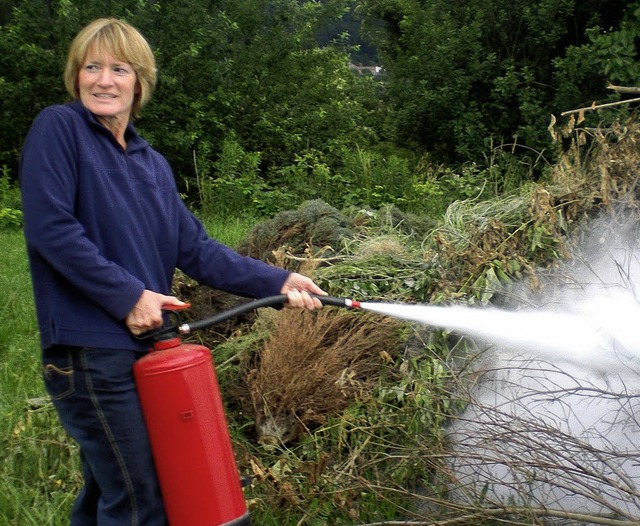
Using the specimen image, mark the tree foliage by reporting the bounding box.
[1,0,383,210]
[356,0,640,164]
[2,0,640,215]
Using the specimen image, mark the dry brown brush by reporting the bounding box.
[243,307,404,446]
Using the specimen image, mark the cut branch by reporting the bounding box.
[607,83,640,95]
[561,97,640,116]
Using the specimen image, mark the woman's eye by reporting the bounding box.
[113,65,133,76]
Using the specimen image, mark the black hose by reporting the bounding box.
[179,294,354,334]
[180,295,288,334]
[136,295,357,341]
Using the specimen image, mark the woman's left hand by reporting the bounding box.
[280,273,327,310]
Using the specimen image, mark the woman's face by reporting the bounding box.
[77,45,139,126]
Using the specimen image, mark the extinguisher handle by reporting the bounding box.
[133,304,192,342]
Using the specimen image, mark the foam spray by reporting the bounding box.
[356,290,640,371]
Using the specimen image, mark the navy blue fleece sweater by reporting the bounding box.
[20,102,289,350]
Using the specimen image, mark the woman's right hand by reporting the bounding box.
[126,289,186,335]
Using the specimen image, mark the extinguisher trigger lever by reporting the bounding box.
[134,305,191,341]
[161,302,191,312]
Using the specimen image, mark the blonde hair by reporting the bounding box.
[64,18,156,118]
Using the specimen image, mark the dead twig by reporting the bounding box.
[607,83,640,96]
[561,97,640,116]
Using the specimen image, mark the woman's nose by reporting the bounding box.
[97,69,114,85]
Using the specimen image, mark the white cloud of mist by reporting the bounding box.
[443,213,640,520]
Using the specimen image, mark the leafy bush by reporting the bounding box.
[199,135,272,216]
[403,161,488,218]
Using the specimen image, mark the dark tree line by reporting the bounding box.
[2,0,640,215]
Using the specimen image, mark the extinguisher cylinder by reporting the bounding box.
[134,338,251,526]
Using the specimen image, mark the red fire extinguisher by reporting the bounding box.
[133,305,251,526]
[133,295,354,525]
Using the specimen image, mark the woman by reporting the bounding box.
[20,18,325,525]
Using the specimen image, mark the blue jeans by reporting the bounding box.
[42,345,168,526]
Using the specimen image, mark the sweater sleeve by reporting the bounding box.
[174,200,290,299]
[20,108,145,320]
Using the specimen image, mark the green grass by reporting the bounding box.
[200,213,258,249]
[0,229,79,525]
[0,229,40,434]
